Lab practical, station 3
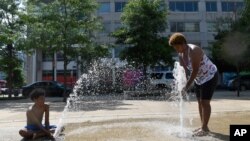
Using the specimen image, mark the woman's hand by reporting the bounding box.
[181,87,188,97]
[181,86,187,93]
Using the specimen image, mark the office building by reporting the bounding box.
[25,0,244,84]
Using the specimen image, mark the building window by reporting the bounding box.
[208,21,232,31]
[42,70,77,87]
[42,52,65,62]
[221,2,244,12]
[170,22,200,32]
[206,1,217,12]
[169,1,198,12]
[98,2,110,13]
[207,22,217,32]
[185,22,199,32]
[220,23,232,31]
[56,52,64,61]
[175,2,184,11]
[42,52,53,61]
[115,2,127,12]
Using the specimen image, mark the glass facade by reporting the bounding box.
[169,1,198,12]
[42,52,65,62]
[206,1,217,12]
[115,2,127,12]
[98,2,111,13]
[220,23,232,31]
[221,2,244,12]
[170,22,200,32]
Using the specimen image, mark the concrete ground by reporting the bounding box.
[0,90,249,141]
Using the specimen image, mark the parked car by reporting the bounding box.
[0,80,7,94]
[149,71,174,89]
[227,75,250,91]
[0,80,20,97]
[22,81,72,98]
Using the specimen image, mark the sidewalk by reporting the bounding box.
[0,90,249,141]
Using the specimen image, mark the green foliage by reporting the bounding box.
[19,0,107,84]
[0,0,25,94]
[0,0,25,46]
[0,49,22,72]
[21,0,101,52]
[211,31,236,72]
[5,68,25,88]
[211,0,250,72]
[78,44,109,66]
[0,47,24,88]
[238,0,250,32]
[112,0,173,68]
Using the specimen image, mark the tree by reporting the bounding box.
[211,31,237,73]
[77,44,109,73]
[0,0,25,98]
[5,68,25,87]
[112,0,173,76]
[211,0,250,96]
[238,0,250,32]
[20,0,106,101]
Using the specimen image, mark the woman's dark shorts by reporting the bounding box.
[195,72,218,100]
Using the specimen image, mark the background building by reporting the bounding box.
[97,0,244,55]
[24,0,244,85]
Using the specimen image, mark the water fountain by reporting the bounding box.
[171,61,190,137]
[52,60,216,141]
[53,59,126,138]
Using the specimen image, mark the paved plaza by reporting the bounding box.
[0,90,249,141]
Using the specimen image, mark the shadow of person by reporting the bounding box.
[20,137,55,141]
[210,131,229,141]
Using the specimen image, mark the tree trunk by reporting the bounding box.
[52,52,55,81]
[63,53,68,102]
[7,44,13,99]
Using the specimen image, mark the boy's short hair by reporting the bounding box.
[30,89,45,101]
[169,33,187,46]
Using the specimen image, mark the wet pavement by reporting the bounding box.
[0,90,249,141]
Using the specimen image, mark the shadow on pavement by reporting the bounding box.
[186,90,250,102]
[1,90,249,113]
[0,96,134,113]
[210,131,229,141]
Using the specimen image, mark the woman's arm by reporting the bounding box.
[179,54,189,80]
[185,47,203,90]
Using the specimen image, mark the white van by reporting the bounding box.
[149,71,174,89]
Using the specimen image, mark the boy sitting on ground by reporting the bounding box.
[19,89,56,140]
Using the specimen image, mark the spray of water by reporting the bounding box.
[53,77,83,138]
[53,60,193,139]
[53,59,127,138]
[171,61,189,137]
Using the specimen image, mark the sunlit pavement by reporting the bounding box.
[0,90,249,141]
